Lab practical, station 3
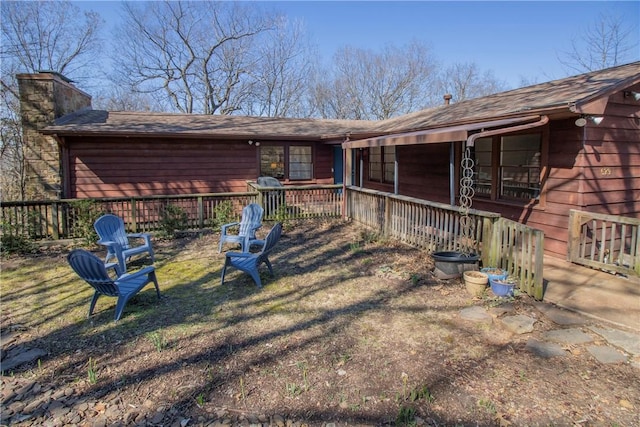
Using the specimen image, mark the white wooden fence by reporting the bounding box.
[345,186,544,299]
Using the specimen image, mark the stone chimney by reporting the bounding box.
[17,72,92,200]
[443,94,452,105]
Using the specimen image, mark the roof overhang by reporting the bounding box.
[342,115,542,149]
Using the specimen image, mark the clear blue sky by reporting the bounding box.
[79,0,639,88]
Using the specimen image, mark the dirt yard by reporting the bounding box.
[1,219,639,426]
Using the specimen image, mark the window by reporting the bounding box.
[289,146,313,180]
[473,133,541,201]
[475,138,493,197]
[369,146,395,184]
[260,146,285,179]
[260,144,313,180]
[369,147,382,181]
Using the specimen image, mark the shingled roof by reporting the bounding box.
[43,62,640,140]
[373,61,640,134]
[46,110,377,141]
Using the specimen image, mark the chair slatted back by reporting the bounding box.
[238,203,264,238]
[257,222,282,261]
[94,214,130,250]
[68,249,119,297]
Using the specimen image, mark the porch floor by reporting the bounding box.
[542,255,640,332]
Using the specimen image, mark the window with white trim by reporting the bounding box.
[289,146,313,180]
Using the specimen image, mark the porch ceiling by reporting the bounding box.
[342,115,542,149]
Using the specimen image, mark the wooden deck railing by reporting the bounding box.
[1,193,259,239]
[345,186,544,299]
[0,184,343,240]
[247,182,343,220]
[568,209,640,277]
[346,186,499,261]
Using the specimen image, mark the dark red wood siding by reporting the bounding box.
[398,143,452,204]
[360,89,640,259]
[65,137,334,198]
[521,89,640,258]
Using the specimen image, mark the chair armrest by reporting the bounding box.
[221,222,240,233]
[225,252,255,259]
[128,233,152,245]
[97,239,122,250]
[250,239,266,248]
[117,266,156,281]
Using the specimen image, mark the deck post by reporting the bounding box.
[51,202,60,239]
[197,196,204,229]
[131,198,137,232]
[384,194,391,236]
[481,216,494,267]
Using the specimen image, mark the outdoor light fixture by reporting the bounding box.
[248,140,253,145]
[575,116,604,127]
[575,117,587,127]
[624,91,640,101]
[255,142,261,146]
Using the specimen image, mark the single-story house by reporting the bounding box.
[17,62,640,259]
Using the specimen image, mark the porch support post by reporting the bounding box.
[394,149,398,195]
[344,148,353,186]
[343,148,353,220]
[359,149,363,187]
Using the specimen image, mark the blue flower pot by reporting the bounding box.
[481,267,508,282]
[490,278,515,297]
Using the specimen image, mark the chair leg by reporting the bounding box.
[150,271,161,299]
[88,291,100,318]
[104,252,116,265]
[114,295,131,322]
[249,268,262,288]
[264,258,274,276]
[220,258,229,285]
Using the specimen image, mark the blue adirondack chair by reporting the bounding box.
[67,249,161,321]
[94,214,155,275]
[220,222,282,287]
[218,203,264,253]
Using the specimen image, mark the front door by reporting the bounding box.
[333,145,344,185]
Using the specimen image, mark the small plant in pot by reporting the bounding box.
[481,267,508,282]
[489,276,517,297]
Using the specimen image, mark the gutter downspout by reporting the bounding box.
[449,143,455,205]
[454,115,549,205]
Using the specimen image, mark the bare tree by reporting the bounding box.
[0,84,25,200]
[436,62,508,103]
[309,69,356,120]
[1,1,102,82]
[312,41,438,120]
[113,1,281,115]
[0,0,103,200]
[92,86,162,112]
[559,12,639,73]
[244,17,316,117]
